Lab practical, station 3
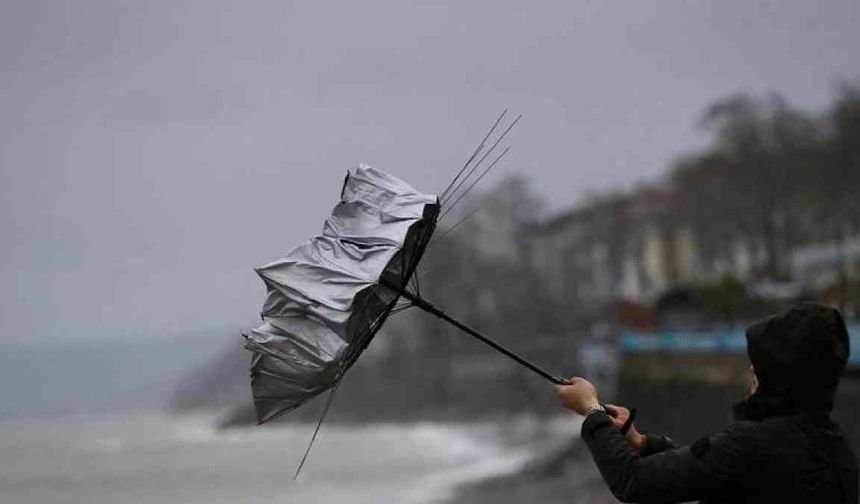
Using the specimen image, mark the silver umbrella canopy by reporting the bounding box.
[244,165,439,424]
[242,112,587,475]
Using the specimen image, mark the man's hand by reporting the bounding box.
[605,404,647,454]
[555,376,599,415]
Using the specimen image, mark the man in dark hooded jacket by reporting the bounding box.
[556,303,858,503]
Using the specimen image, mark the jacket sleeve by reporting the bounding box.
[640,433,678,457]
[581,411,758,503]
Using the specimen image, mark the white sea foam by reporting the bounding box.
[0,412,577,504]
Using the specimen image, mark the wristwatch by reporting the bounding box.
[583,403,606,417]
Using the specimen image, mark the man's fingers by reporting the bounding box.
[604,403,630,420]
[556,376,581,387]
[605,403,626,413]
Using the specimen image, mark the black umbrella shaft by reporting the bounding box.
[396,289,566,386]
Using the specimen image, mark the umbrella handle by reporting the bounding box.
[393,286,567,385]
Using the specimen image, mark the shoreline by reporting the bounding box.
[446,418,619,504]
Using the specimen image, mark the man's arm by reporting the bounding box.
[640,432,678,456]
[556,377,757,503]
[603,404,677,456]
[582,411,757,503]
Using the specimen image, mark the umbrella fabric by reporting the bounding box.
[244,165,439,423]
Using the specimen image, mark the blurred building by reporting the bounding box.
[524,186,695,314]
[524,184,859,320]
[792,234,860,289]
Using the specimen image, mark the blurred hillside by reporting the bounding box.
[525,86,860,327]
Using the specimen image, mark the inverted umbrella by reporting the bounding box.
[243,113,586,473]
[244,164,444,424]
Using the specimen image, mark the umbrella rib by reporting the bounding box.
[440,111,510,202]
[439,146,511,222]
[409,266,419,294]
[442,114,521,206]
[294,379,343,479]
[412,265,422,295]
[406,208,438,296]
[390,302,414,315]
[440,109,507,201]
[434,205,482,241]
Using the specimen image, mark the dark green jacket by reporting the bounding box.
[581,304,858,503]
[581,410,857,503]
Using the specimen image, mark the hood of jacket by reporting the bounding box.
[736,303,850,420]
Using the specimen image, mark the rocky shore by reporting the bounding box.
[447,416,619,504]
[451,437,617,504]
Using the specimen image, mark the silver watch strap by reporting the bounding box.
[584,403,606,416]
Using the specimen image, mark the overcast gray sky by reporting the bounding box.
[1,0,858,343]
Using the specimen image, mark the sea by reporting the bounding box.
[0,412,567,504]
